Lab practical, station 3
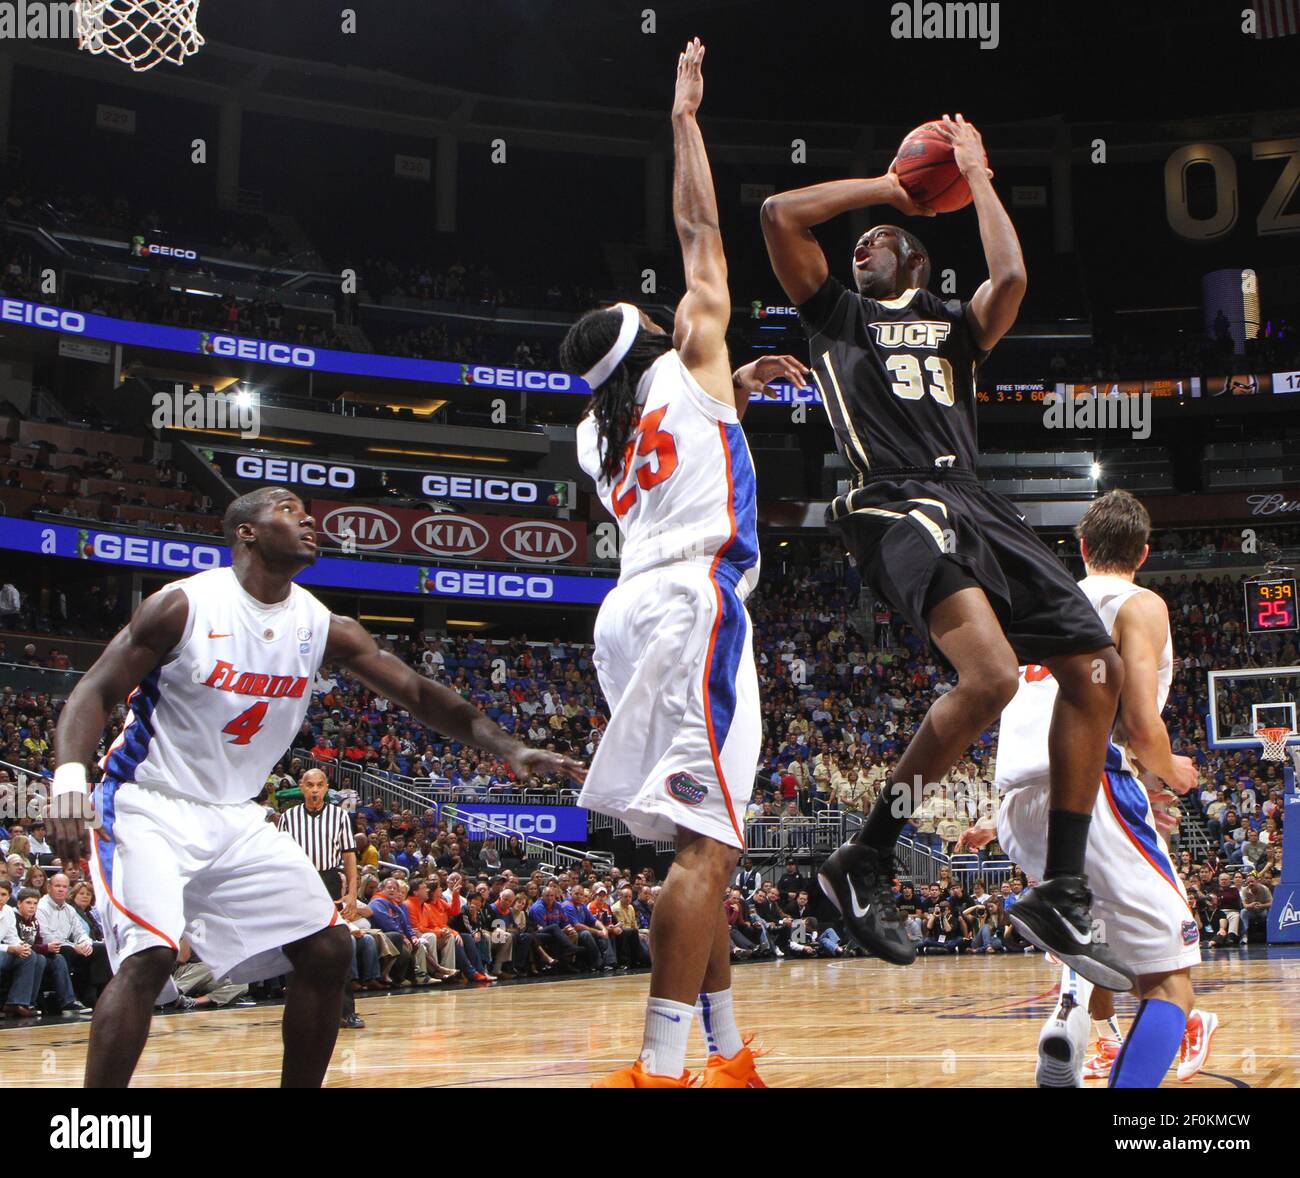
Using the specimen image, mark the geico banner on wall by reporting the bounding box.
[0,518,613,604]
[206,447,575,509]
[446,803,589,842]
[312,499,587,564]
[0,296,587,393]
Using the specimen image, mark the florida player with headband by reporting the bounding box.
[561,39,807,1088]
[960,490,1217,1087]
[49,486,584,1088]
[761,114,1131,990]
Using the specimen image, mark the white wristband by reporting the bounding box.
[52,763,89,799]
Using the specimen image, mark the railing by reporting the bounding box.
[743,814,846,856]
[0,660,83,697]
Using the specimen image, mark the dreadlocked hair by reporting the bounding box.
[560,306,673,483]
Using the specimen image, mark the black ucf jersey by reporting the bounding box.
[798,275,986,481]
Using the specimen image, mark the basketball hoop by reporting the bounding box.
[76,0,204,72]
[1256,727,1293,762]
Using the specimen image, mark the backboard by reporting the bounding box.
[1207,666,1300,751]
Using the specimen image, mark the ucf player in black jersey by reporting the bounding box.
[760,114,1132,993]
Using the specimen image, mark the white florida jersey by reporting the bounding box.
[101,567,332,804]
[577,350,759,596]
[994,573,1173,791]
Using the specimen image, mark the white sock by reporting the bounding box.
[1095,1015,1123,1046]
[639,997,695,1077]
[696,988,745,1059]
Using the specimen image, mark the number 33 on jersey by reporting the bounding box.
[577,350,760,593]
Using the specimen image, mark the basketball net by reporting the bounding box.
[76,0,204,72]
[1256,727,1293,762]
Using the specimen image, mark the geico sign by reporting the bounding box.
[412,515,489,557]
[471,813,558,835]
[143,245,198,260]
[1,301,86,333]
[208,335,317,368]
[501,521,578,563]
[429,571,554,599]
[320,506,400,550]
[421,474,538,503]
[93,534,222,570]
[467,367,574,392]
[234,456,356,488]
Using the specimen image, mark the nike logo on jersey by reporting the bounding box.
[870,321,952,349]
[207,631,232,639]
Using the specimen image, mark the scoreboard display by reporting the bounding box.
[1244,577,1299,634]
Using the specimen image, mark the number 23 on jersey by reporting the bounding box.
[612,406,679,518]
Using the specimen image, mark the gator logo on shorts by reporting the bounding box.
[1181,920,1200,946]
[666,772,708,806]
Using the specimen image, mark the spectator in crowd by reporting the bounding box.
[37,872,107,1006]
[1241,876,1273,945]
[0,879,46,1015]
[367,878,418,985]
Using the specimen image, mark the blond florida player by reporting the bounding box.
[560,40,806,1089]
[961,490,1215,1087]
[50,487,582,1088]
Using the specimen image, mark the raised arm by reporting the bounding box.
[937,114,1026,352]
[323,615,584,785]
[669,38,735,408]
[760,174,931,305]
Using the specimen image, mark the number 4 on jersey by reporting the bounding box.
[612,406,679,518]
[222,701,268,745]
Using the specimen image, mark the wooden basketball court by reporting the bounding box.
[3,948,1296,1087]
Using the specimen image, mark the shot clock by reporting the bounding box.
[1244,576,1299,634]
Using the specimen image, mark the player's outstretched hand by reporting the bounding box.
[508,746,587,786]
[1164,753,1198,796]
[1147,789,1180,837]
[672,37,705,118]
[882,164,936,217]
[934,113,993,180]
[733,354,811,395]
[955,817,997,852]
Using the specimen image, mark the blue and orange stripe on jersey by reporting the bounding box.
[1100,767,1181,896]
[700,421,758,847]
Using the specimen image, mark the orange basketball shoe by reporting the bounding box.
[700,1035,769,1088]
[1082,1037,1121,1080]
[1177,1010,1219,1082]
[593,1060,692,1088]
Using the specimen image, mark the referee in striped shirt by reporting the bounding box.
[278,769,363,1030]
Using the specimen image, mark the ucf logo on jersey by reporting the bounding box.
[870,321,951,350]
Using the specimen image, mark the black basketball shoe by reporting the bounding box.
[817,841,915,966]
[1008,875,1134,992]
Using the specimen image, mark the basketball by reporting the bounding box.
[893,122,984,213]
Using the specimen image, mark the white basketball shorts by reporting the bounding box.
[997,763,1201,976]
[583,561,760,849]
[92,779,340,984]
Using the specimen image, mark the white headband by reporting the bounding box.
[582,303,641,391]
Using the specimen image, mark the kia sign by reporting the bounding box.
[0,518,614,604]
[447,804,589,843]
[313,500,586,564]
[208,448,574,509]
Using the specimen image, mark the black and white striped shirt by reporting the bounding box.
[277,802,356,871]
